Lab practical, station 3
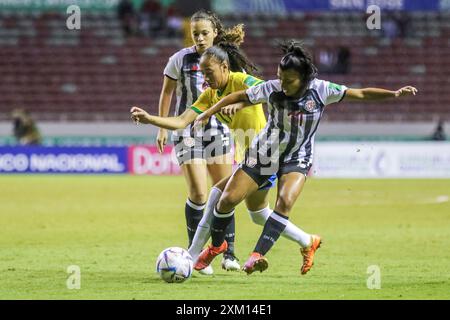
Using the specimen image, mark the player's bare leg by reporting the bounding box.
[245,188,270,212]
[243,172,321,275]
[274,172,322,275]
[195,168,259,270]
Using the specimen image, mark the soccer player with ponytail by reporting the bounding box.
[138,10,247,274]
[132,12,270,270]
[193,40,418,275]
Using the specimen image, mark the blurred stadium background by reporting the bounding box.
[0,0,448,145]
[1,0,450,300]
[0,0,449,177]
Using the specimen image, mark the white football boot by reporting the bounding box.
[197,264,214,275]
[221,254,240,271]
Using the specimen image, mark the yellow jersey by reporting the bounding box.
[191,72,266,162]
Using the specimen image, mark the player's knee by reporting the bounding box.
[213,177,229,191]
[276,194,295,213]
[217,191,241,212]
[188,192,207,205]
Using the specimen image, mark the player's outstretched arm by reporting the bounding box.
[221,102,247,117]
[344,86,418,101]
[156,76,177,153]
[130,106,197,130]
[193,90,249,128]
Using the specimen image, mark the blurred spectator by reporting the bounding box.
[431,119,446,141]
[316,47,337,73]
[382,14,399,39]
[117,0,136,36]
[174,0,211,16]
[392,11,410,38]
[316,46,350,74]
[336,46,350,74]
[166,5,183,38]
[11,109,42,146]
[140,0,164,37]
[382,11,410,40]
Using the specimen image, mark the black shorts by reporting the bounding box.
[240,156,312,188]
[173,133,232,166]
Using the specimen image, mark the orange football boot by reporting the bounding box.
[300,235,322,275]
[194,241,228,271]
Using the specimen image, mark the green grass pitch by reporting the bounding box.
[0,175,449,300]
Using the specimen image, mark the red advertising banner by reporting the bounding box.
[128,145,182,175]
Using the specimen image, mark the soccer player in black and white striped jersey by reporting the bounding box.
[193,40,418,275]
[154,10,247,274]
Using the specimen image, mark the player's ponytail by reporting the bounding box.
[191,10,245,46]
[279,40,318,88]
[216,24,245,47]
[192,10,257,74]
[215,42,258,74]
[202,43,258,75]
[214,22,257,74]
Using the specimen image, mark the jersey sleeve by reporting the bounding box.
[163,52,180,80]
[313,79,348,106]
[243,74,264,88]
[191,89,212,114]
[245,79,281,104]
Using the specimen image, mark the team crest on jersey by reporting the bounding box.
[246,157,257,168]
[183,63,200,72]
[303,99,317,112]
[183,137,195,148]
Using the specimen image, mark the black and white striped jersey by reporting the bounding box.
[163,46,229,139]
[245,78,347,167]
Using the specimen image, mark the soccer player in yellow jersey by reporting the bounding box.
[190,69,266,163]
[131,44,319,270]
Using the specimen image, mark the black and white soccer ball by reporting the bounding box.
[156,247,193,283]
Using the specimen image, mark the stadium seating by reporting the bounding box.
[0,11,448,121]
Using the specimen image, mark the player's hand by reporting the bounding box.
[156,128,168,153]
[130,106,151,124]
[395,86,418,97]
[192,112,210,131]
[222,103,243,117]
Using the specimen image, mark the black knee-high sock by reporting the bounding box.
[185,198,205,248]
[210,206,234,248]
[224,215,235,255]
[254,211,288,256]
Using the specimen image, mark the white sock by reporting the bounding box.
[248,206,271,226]
[188,186,222,261]
[248,206,312,247]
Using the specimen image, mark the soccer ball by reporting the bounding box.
[156,247,193,283]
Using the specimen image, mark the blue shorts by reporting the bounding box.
[240,159,311,189]
[257,174,277,190]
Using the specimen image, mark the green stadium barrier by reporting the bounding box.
[0,136,153,147]
[0,135,435,147]
[0,0,119,12]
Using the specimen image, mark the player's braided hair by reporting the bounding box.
[190,10,245,46]
[192,10,258,75]
[279,40,318,88]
